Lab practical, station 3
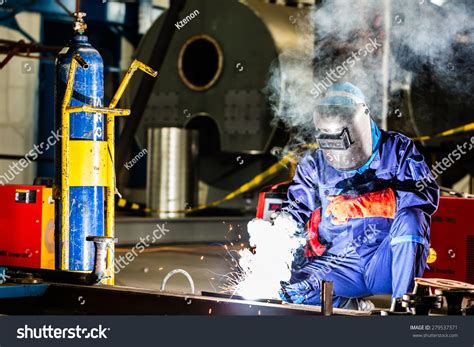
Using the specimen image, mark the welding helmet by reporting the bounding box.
[313,82,375,171]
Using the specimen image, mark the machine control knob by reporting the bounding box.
[447,249,456,259]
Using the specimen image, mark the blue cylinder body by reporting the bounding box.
[55,34,105,271]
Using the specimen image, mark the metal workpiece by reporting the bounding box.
[146,128,198,218]
[0,283,369,316]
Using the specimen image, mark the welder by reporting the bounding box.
[275,82,439,310]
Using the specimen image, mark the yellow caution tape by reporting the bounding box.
[412,122,474,142]
[117,154,295,214]
[118,121,474,213]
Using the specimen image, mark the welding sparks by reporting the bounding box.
[229,215,305,300]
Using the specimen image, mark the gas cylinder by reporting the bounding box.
[54,12,105,271]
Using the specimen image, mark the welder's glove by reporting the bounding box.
[279,280,314,304]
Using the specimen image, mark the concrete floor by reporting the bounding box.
[115,244,237,295]
[114,243,392,309]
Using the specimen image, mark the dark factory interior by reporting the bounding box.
[0,1,473,344]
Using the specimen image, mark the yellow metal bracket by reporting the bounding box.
[104,59,157,284]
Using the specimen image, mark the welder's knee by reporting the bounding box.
[389,208,429,239]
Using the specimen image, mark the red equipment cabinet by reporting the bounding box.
[0,185,55,269]
[424,197,474,284]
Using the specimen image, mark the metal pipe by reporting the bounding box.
[138,0,154,35]
[85,236,117,284]
[4,237,116,285]
[146,128,198,218]
[321,280,334,316]
[381,0,392,130]
[0,40,25,70]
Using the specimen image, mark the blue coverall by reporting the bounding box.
[282,129,440,307]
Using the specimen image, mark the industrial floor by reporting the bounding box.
[114,244,392,309]
[115,244,237,295]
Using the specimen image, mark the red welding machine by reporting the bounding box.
[0,185,55,270]
[424,197,474,284]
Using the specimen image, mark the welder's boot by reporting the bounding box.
[357,298,375,311]
[338,297,375,311]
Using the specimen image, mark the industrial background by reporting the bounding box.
[0,0,472,315]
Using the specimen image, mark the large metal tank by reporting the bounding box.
[387,1,474,143]
[388,38,474,143]
[128,0,308,192]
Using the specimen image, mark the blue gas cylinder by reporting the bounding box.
[55,33,105,271]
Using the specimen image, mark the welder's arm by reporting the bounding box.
[393,139,440,235]
[281,156,321,228]
[389,139,440,299]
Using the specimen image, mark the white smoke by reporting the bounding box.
[266,0,474,144]
[235,216,305,300]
